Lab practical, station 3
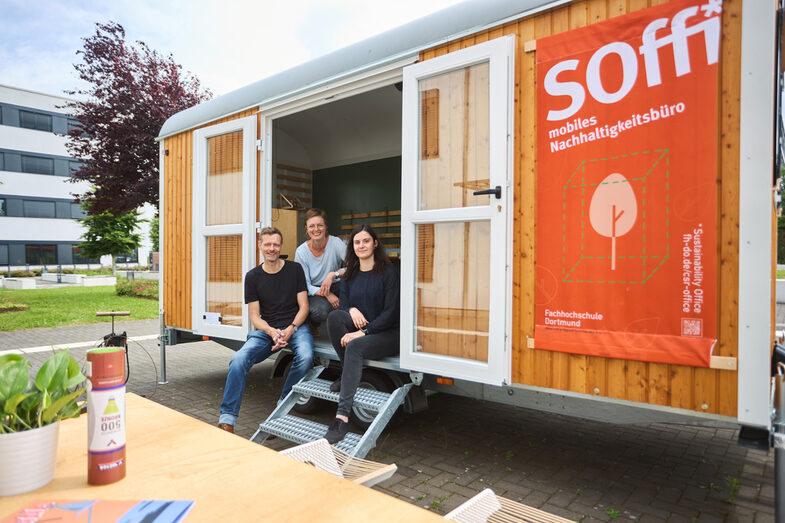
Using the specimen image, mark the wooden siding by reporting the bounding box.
[420,0,743,417]
[162,108,257,331]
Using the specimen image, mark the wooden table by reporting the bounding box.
[1,394,442,521]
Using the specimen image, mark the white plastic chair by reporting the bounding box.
[279,438,397,488]
[445,488,573,523]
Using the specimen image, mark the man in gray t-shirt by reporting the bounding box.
[295,209,346,326]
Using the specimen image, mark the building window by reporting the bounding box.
[21,155,54,175]
[0,152,4,171]
[0,198,5,216]
[0,244,7,265]
[23,200,56,218]
[69,160,83,174]
[26,244,57,265]
[115,250,139,264]
[72,245,98,264]
[19,110,53,132]
[71,202,86,219]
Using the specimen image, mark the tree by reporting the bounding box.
[66,21,211,215]
[149,216,160,253]
[78,202,144,272]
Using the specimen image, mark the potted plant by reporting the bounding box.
[0,350,86,496]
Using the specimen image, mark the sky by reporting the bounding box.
[0,0,466,99]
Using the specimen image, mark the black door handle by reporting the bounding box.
[473,186,502,199]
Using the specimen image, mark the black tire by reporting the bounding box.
[349,370,395,430]
[283,358,325,415]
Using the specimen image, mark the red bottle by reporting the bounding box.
[86,347,126,485]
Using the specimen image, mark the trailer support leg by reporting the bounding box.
[158,312,168,385]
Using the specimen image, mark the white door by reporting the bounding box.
[400,36,514,385]
[192,116,257,340]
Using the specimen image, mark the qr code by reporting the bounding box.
[681,318,702,337]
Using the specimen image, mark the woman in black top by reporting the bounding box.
[324,225,399,444]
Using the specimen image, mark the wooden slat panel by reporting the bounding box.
[716,0,742,416]
[276,163,312,174]
[517,14,537,388]
[531,9,553,390]
[277,173,311,184]
[341,210,401,219]
[341,222,400,230]
[419,0,743,417]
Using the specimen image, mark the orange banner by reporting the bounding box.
[534,0,721,367]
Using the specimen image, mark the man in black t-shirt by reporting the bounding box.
[218,227,314,434]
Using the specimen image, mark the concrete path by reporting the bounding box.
[1,321,775,521]
[0,319,158,352]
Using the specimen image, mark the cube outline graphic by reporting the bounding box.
[560,149,671,285]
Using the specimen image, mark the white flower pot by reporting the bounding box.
[0,421,59,496]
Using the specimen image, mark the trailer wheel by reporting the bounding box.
[283,359,325,414]
[350,370,395,431]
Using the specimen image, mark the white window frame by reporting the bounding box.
[192,115,257,340]
[399,35,515,385]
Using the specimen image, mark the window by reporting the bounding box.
[19,110,53,132]
[70,202,85,219]
[21,155,54,175]
[23,200,55,218]
[26,244,57,265]
[72,245,98,264]
[0,244,7,265]
[115,250,139,263]
[67,119,86,136]
[0,198,5,216]
[69,160,83,174]
[55,201,70,218]
[0,152,3,171]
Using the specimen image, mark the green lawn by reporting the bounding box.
[778,270,785,279]
[0,286,158,331]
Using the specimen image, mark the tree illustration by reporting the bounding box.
[589,173,637,270]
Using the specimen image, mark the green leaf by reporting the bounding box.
[3,392,31,416]
[0,360,31,401]
[35,351,69,393]
[65,354,86,389]
[42,387,85,424]
[0,353,26,368]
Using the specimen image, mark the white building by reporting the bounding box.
[0,84,153,270]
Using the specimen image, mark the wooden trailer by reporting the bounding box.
[157,0,780,441]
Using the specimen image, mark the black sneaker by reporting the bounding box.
[329,379,341,393]
[325,418,349,444]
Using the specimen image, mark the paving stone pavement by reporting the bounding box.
[1,321,776,522]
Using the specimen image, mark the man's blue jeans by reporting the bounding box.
[219,327,314,427]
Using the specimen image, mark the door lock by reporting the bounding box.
[473,186,502,199]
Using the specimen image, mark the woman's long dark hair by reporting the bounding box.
[343,224,391,281]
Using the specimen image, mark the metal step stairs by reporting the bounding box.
[250,365,412,458]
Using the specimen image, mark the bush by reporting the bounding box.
[9,271,35,278]
[115,279,158,300]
